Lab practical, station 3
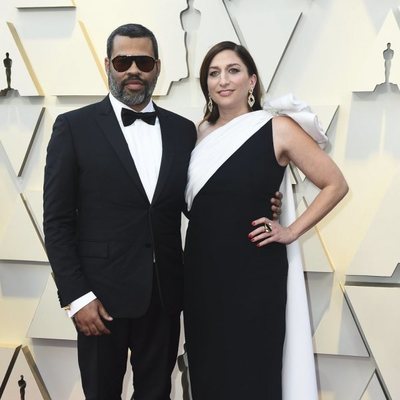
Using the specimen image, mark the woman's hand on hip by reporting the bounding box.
[248,217,297,246]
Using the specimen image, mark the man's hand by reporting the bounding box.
[73,299,113,336]
[270,191,283,220]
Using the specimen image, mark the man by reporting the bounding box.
[44,23,282,399]
[44,23,197,399]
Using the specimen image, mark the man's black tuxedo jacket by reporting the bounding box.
[43,96,196,317]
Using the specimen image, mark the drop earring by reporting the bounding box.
[248,88,255,108]
[208,95,213,113]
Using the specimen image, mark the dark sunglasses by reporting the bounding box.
[111,55,157,73]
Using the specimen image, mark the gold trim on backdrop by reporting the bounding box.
[18,107,45,177]
[0,345,51,398]
[302,196,335,271]
[79,21,108,89]
[0,345,21,397]
[22,346,51,400]
[6,22,44,96]
[20,193,46,250]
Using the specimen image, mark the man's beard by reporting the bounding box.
[108,71,157,107]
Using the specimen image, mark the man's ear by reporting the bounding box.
[156,59,161,77]
[105,57,110,74]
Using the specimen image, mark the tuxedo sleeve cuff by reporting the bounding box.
[66,292,97,318]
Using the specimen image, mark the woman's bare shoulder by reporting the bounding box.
[197,120,214,142]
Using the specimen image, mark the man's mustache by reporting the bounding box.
[122,75,146,86]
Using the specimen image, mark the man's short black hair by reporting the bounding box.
[106,23,159,59]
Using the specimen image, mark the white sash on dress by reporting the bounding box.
[185,94,326,400]
[263,92,328,149]
[280,169,319,400]
[185,110,272,211]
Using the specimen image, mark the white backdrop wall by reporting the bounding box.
[0,1,399,399]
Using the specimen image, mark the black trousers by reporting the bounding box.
[77,282,180,400]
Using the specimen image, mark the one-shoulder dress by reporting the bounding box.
[184,120,288,399]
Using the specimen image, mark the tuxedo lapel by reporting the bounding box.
[95,97,149,202]
[152,105,176,204]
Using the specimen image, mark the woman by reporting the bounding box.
[183,41,348,399]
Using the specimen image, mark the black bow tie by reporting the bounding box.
[121,108,157,126]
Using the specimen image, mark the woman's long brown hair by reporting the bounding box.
[199,41,262,124]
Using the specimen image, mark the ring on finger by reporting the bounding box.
[264,222,272,233]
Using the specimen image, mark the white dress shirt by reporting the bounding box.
[67,93,162,317]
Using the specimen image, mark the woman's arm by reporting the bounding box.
[249,116,348,246]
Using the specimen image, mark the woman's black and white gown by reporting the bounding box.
[184,97,325,400]
[185,117,286,399]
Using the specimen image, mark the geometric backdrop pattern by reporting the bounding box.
[1,1,399,399]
